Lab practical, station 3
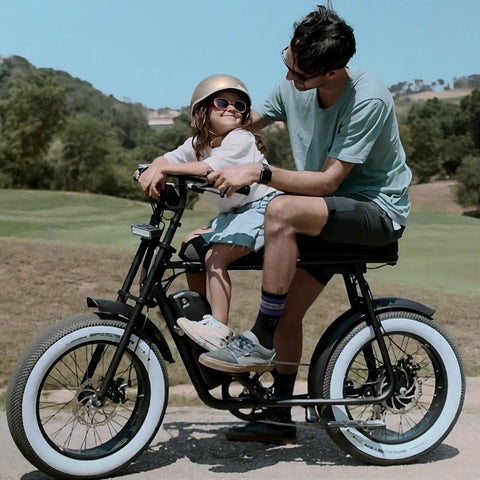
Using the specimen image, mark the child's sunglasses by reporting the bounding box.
[210,97,248,114]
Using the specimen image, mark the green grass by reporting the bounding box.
[369,212,480,294]
[1,189,479,294]
[0,189,212,250]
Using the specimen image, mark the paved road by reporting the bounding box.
[2,378,479,480]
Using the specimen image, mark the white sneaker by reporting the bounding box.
[177,314,235,351]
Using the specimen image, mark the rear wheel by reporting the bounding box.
[314,311,464,464]
[7,313,168,479]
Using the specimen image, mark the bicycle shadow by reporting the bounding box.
[121,418,459,477]
[20,418,459,479]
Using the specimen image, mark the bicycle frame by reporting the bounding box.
[88,175,434,413]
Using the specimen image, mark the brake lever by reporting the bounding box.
[188,181,250,197]
[232,185,251,196]
[133,163,151,182]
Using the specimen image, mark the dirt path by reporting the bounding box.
[1,378,479,480]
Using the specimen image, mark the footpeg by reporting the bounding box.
[319,418,385,429]
[305,406,320,423]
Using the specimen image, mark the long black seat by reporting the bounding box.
[170,236,398,273]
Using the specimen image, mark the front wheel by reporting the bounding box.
[315,310,465,465]
[7,313,169,479]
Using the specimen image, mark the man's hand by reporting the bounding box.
[207,163,262,197]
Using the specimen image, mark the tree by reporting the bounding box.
[54,113,124,194]
[407,118,442,182]
[398,124,413,160]
[439,134,475,177]
[155,108,192,152]
[0,74,66,188]
[405,98,462,182]
[263,125,294,169]
[112,102,151,150]
[456,89,480,149]
[456,155,480,213]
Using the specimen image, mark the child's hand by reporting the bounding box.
[138,157,168,198]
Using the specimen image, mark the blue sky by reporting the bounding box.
[1,0,479,109]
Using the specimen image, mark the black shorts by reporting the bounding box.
[300,196,405,285]
[320,196,404,245]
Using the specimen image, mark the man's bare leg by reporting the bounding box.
[250,195,329,347]
[274,269,325,375]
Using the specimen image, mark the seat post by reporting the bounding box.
[342,267,365,309]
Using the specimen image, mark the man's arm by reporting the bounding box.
[271,157,354,196]
[249,108,273,132]
[207,157,354,197]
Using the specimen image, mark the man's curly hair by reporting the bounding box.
[291,3,356,75]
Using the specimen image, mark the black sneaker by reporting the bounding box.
[225,408,296,445]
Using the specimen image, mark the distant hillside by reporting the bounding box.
[394,87,473,121]
[2,54,477,117]
[389,74,480,97]
[398,88,473,103]
[0,55,148,118]
[0,55,174,198]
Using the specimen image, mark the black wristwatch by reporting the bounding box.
[259,163,272,184]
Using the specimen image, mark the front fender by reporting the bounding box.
[307,297,435,389]
[87,297,174,363]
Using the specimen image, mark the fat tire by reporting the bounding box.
[316,310,464,465]
[7,313,168,479]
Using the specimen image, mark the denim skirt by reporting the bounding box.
[201,191,277,252]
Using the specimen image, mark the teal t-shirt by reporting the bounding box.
[257,69,412,226]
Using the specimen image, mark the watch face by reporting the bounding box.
[261,166,272,183]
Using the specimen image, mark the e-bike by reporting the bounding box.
[7,172,465,479]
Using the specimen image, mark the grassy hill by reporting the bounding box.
[1,184,479,408]
[394,88,473,122]
[0,189,212,249]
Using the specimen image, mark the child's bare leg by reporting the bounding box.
[181,227,212,296]
[186,272,207,296]
[205,244,251,324]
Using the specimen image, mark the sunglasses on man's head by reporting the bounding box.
[210,97,248,114]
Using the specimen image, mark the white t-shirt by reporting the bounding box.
[164,128,276,213]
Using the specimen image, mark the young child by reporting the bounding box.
[139,74,277,351]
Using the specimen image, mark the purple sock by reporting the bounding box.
[251,290,287,349]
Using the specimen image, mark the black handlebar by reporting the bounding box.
[134,165,250,197]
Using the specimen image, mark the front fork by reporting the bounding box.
[88,189,187,405]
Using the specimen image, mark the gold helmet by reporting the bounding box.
[190,74,251,115]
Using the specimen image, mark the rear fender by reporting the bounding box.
[308,297,435,388]
[87,297,174,363]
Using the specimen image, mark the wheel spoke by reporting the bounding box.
[344,331,443,443]
[37,339,149,455]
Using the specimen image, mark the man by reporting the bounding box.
[142,4,411,444]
